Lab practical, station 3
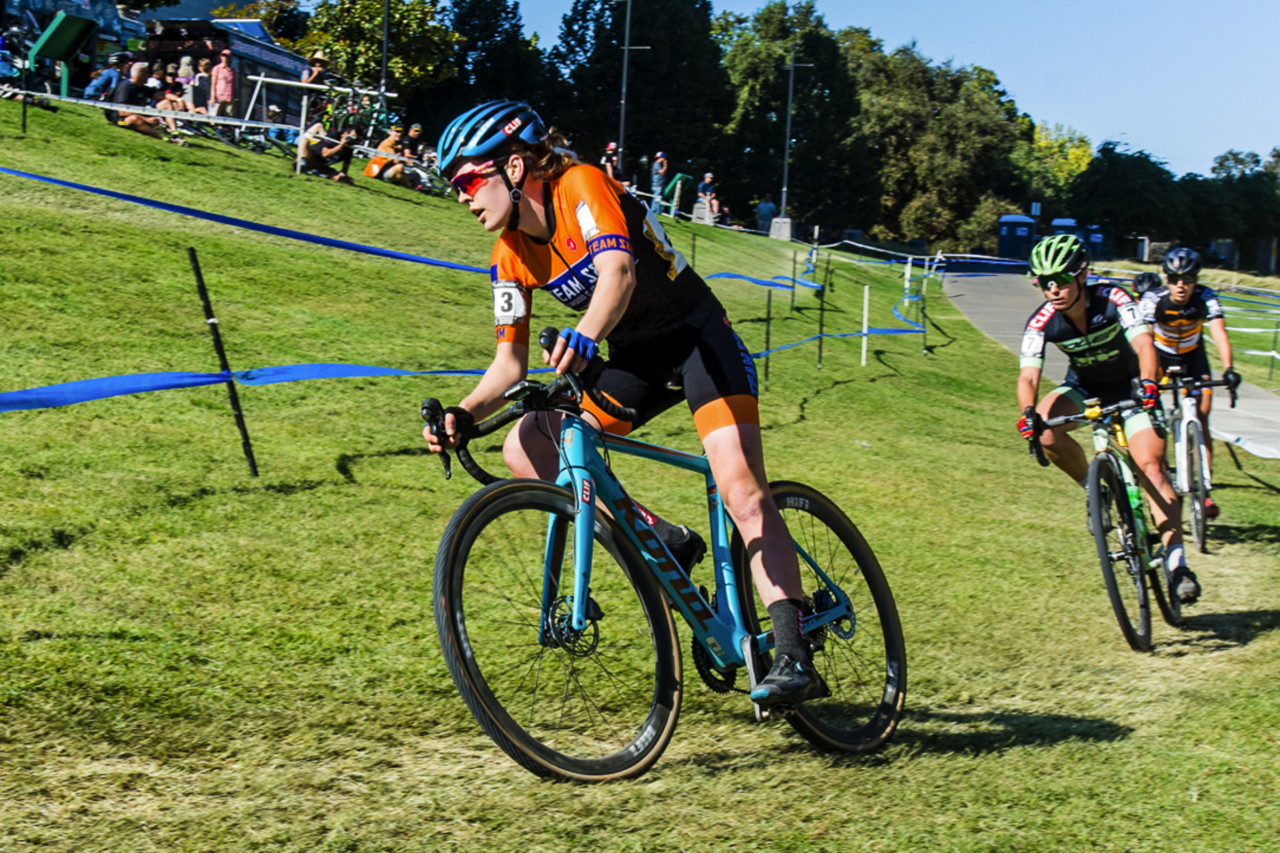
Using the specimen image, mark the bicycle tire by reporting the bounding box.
[1186,420,1208,553]
[434,479,682,782]
[1088,453,1152,651]
[733,481,906,752]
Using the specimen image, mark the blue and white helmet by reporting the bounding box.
[437,100,547,177]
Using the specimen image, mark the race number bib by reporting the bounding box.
[493,281,529,326]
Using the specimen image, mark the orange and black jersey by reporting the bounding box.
[489,164,711,350]
[1138,285,1224,356]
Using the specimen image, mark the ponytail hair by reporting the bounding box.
[505,128,579,181]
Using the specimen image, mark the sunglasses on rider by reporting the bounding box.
[450,160,497,196]
[1034,272,1076,291]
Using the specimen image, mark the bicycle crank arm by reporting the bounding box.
[740,634,771,722]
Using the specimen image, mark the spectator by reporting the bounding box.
[266,104,297,143]
[84,51,129,100]
[650,149,668,214]
[401,122,428,160]
[176,55,196,89]
[148,61,185,113]
[697,172,720,217]
[756,193,777,234]
[105,61,186,145]
[302,50,329,86]
[600,141,620,181]
[302,122,355,184]
[364,124,409,185]
[210,49,236,117]
[184,57,212,114]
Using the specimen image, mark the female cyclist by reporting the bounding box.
[424,101,823,705]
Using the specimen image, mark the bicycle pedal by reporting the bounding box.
[740,634,770,722]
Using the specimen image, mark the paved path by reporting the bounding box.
[940,272,1280,459]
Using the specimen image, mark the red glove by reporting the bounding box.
[1139,379,1159,410]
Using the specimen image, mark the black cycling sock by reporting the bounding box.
[767,599,808,662]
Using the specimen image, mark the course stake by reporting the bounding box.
[188,247,259,477]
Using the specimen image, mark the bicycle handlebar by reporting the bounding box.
[1027,398,1140,468]
[422,327,639,485]
[1161,370,1239,409]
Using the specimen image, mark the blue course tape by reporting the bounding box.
[0,166,487,275]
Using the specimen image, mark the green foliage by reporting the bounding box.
[1211,149,1262,179]
[413,0,560,140]
[1011,122,1093,211]
[303,0,459,94]
[549,0,731,183]
[1069,142,1189,239]
[209,0,311,49]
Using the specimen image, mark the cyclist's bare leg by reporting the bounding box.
[1035,392,1088,482]
[503,410,585,479]
[700,423,802,607]
[1128,424,1184,551]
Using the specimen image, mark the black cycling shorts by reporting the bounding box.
[585,294,759,439]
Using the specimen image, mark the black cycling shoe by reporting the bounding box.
[1170,566,1202,605]
[749,654,830,707]
[664,525,707,575]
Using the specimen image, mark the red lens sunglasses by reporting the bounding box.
[450,161,496,196]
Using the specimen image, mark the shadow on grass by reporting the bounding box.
[1157,608,1280,654]
[336,445,503,483]
[887,705,1132,755]
[1205,521,1280,546]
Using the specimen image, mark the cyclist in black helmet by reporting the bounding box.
[1016,234,1201,604]
[425,101,825,705]
[1131,271,1163,297]
[1139,247,1240,518]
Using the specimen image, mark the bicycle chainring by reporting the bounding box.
[691,638,738,694]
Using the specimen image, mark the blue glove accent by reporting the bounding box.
[559,327,598,362]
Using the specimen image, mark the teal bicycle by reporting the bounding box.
[424,328,906,781]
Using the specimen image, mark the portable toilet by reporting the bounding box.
[1086,225,1106,259]
[998,214,1037,259]
[1050,217,1080,238]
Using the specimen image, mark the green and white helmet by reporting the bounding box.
[1029,233,1089,277]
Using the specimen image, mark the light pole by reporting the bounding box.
[614,0,648,177]
[780,54,812,220]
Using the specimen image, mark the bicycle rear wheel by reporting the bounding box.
[734,482,906,752]
[1186,421,1208,553]
[1088,453,1152,651]
[434,479,682,782]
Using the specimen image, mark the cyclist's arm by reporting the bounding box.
[548,250,636,374]
[1016,365,1041,413]
[458,340,530,423]
[1129,328,1158,380]
[1206,316,1233,370]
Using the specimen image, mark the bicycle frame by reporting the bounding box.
[548,412,854,672]
[1085,406,1160,571]
[1165,381,1212,497]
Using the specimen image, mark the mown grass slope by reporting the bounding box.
[2,101,1279,852]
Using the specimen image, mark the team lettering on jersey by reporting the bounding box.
[1139,285,1224,355]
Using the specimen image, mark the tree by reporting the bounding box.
[853,45,1026,250]
[414,0,558,139]
[209,0,310,49]
[1211,149,1261,179]
[549,0,732,186]
[1068,142,1188,239]
[299,0,459,97]
[718,2,865,229]
[1010,122,1092,210]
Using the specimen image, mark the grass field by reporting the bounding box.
[2,101,1279,852]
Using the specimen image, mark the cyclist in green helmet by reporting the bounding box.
[1016,234,1200,605]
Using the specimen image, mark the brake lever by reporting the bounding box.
[420,398,452,480]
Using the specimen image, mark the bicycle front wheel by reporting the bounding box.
[735,482,906,752]
[1186,420,1208,552]
[1088,453,1152,651]
[434,479,682,782]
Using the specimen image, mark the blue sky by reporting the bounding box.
[515,0,1280,178]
